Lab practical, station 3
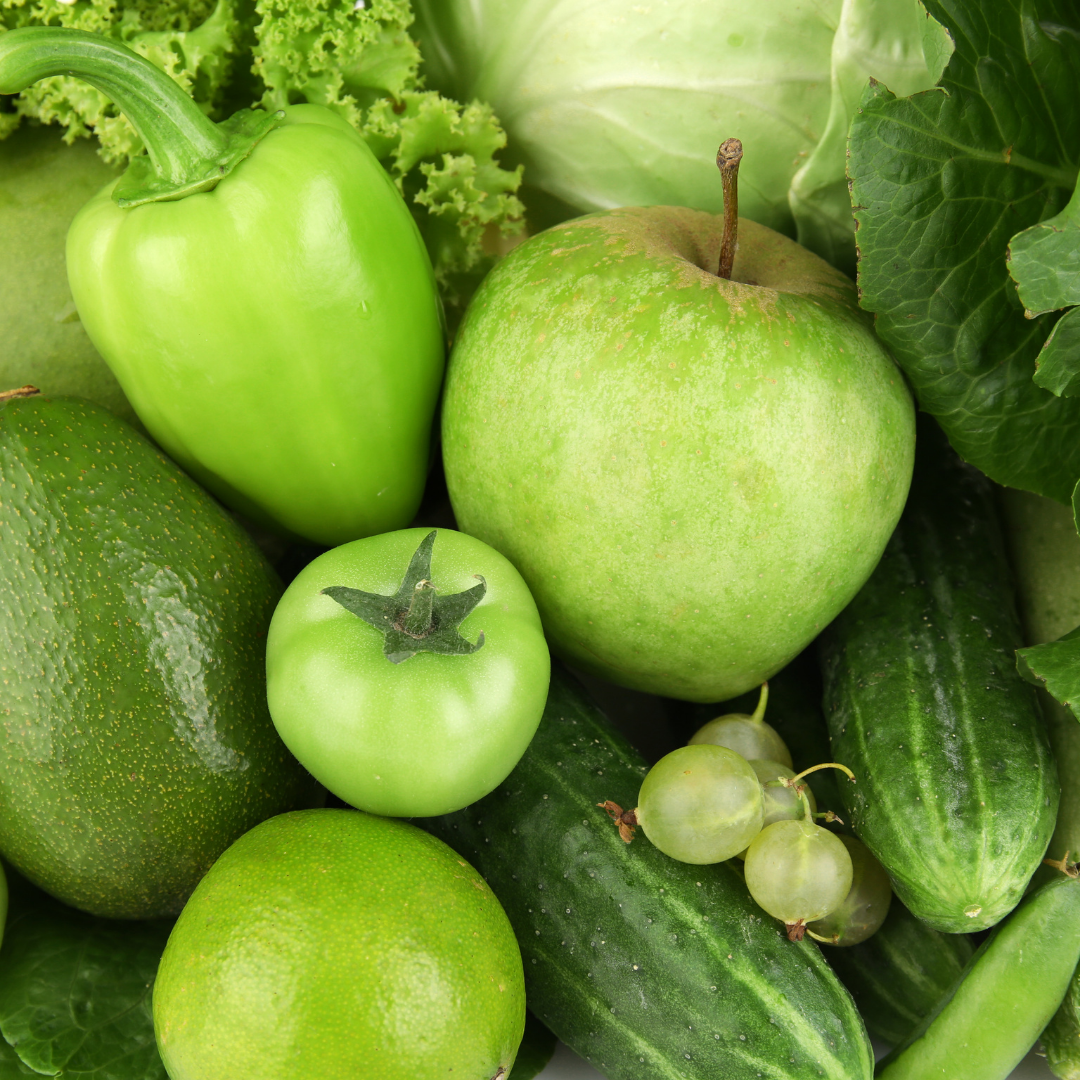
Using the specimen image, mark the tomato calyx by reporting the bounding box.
[321,530,487,664]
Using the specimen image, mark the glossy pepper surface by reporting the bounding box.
[0,27,445,547]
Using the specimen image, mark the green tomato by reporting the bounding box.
[265,528,550,817]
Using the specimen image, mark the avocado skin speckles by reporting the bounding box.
[0,394,320,919]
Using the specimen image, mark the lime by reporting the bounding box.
[152,809,525,1079]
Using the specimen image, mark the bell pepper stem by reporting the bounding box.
[0,26,283,208]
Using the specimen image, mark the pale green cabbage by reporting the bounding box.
[412,0,952,274]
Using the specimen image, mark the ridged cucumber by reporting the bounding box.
[820,428,1058,932]
[425,669,873,1080]
[824,900,974,1045]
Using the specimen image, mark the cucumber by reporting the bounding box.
[824,899,975,1045]
[425,669,873,1080]
[819,425,1058,932]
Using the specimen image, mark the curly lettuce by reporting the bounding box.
[0,0,242,159]
[253,0,523,323]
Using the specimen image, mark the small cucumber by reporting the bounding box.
[824,899,974,1045]
[425,669,873,1080]
[820,426,1058,932]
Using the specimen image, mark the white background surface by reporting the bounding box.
[534,1040,1057,1078]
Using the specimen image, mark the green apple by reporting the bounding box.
[441,203,914,702]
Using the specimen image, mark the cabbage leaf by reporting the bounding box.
[848,0,1080,504]
[411,0,946,273]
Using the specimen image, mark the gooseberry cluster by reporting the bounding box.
[601,684,892,944]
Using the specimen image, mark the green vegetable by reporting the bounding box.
[0,392,319,918]
[425,669,875,1080]
[0,881,169,1079]
[412,0,947,271]
[1,0,525,328]
[253,0,524,323]
[820,421,1058,932]
[0,26,446,547]
[0,124,131,421]
[441,204,914,702]
[877,875,1080,1080]
[825,899,975,1046]
[265,528,550,818]
[1000,489,1080,882]
[0,0,242,159]
[847,0,1080,503]
[999,489,1080,1080]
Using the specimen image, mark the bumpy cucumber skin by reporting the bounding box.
[425,670,873,1080]
[825,900,974,1045]
[820,437,1057,933]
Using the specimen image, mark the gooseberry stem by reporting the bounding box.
[791,762,856,785]
[716,137,743,280]
[749,681,769,724]
[777,763,855,823]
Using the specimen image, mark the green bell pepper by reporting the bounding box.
[0,27,445,547]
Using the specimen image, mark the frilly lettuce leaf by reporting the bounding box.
[254,0,523,326]
[0,0,242,162]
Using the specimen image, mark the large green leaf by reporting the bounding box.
[0,892,170,1080]
[848,0,1080,503]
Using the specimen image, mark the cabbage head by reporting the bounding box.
[412,0,951,273]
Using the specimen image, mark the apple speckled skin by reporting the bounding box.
[441,207,914,702]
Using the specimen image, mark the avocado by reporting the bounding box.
[0,390,320,918]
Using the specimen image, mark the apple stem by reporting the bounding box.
[716,137,743,280]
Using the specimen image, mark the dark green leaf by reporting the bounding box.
[0,896,170,1080]
[848,0,1080,503]
[1017,624,1080,720]
[1034,305,1080,396]
[1008,180,1080,316]
[0,1037,40,1078]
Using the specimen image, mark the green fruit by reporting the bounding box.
[153,809,525,1080]
[0,391,319,918]
[0,124,131,421]
[266,528,550,817]
[807,834,892,946]
[442,206,914,701]
[635,743,764,863]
